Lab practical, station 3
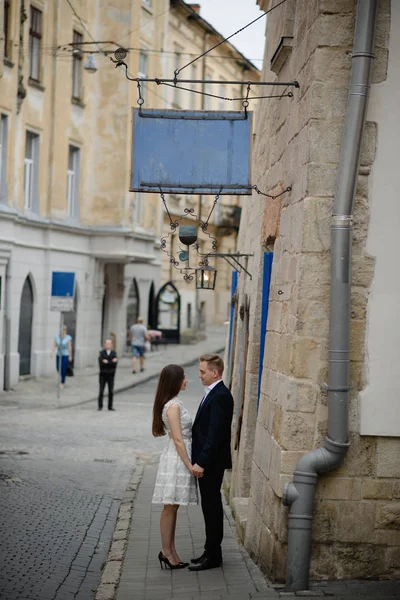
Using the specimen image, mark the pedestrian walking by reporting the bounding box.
[98,338,118,411]
[151,364,198,569]
[51,325,73,389]
[189,354,233,571]
[129,317,150,374]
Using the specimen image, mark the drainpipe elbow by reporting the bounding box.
[282,482,299,507]
[321,436,350,472]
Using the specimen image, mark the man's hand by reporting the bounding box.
[192,463,204,478]
[103,359,108,364]
[112,358,118,362]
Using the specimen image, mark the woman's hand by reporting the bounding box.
[192,463,204,478]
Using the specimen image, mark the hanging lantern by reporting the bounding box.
[196,265,217,291]
[84,54,97,73]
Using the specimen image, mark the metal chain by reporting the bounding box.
[252,185,292,199]
[159,188,179,230]
[137,79,144,115]
[202,189,222,231]
[242,83,251,117]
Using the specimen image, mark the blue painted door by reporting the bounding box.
[258,253,273,408]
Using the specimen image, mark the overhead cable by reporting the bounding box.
[174,0,288,77]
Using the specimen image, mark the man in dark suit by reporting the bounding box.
[98,339,118,411]
[189,353,234,571]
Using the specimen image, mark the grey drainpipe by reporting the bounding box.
[282,0,379,591]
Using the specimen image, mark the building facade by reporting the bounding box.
[227,0,400,585]
[0,0,161,388]
[0,0,260,388]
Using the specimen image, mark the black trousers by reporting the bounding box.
[198,468,225,562]
[98,373,115,409]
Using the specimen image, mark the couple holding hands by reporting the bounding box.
[152,354,233,571]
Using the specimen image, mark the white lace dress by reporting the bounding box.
[152,398,198,505]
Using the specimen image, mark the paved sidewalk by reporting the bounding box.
[0,326,227,410]
[114,464,400,600]
[116,463,277,600]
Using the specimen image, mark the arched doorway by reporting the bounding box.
[156,281,181,343]
[148,281,156,329]
[63,285,78,361]
[126,277,140,347]
[18,276,34,375]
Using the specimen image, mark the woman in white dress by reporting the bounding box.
[152,364,199,569]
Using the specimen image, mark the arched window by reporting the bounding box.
[155,281,181,343]
[18,276,34,375]
[148,281,155,329]
[126,278,140,346]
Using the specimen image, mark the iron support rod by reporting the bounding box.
[133,78,299,86]
[205,253,254,258]
[229,256,252,279]
[223,257,240,271]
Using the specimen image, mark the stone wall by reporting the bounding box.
[229,0,400,582]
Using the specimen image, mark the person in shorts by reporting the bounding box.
[130,317,150,374]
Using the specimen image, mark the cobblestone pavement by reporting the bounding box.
[1,347,399,600]
[0,339,223,600]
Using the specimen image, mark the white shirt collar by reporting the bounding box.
[204,379,223,395]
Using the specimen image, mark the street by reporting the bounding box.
[0,364,205,600]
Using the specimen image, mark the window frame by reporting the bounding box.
[204,74,212,110]
[173,44,183,108]
[138,50,148,101]
[4,0,11,59]
[0,114,9,202]
[24,131,40,213]
[219,83,226,110]
[72,30,84,101]
[135,192,143,226]
[29,5,43,82]
[67,144,80,220]
[190,65,196,109]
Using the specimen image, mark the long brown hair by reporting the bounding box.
[152,364,185,437]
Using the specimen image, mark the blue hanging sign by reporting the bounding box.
[131,108,253,195]
[50,272,75,312]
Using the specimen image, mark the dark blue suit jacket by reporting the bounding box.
[191,381,233,471]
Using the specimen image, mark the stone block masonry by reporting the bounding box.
[228,0,399,585]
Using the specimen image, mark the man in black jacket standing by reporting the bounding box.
[98,339,118,411]
[189,354,234,571]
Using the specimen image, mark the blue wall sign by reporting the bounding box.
[50,272,75,312]
[131,108,253,195]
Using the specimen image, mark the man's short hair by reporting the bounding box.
[200,354,224,375]
[137,317,143,324]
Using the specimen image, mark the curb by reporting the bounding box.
[94,460,145,600]
[57,346,225,410]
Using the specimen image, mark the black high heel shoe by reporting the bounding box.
[158,552,188,569]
